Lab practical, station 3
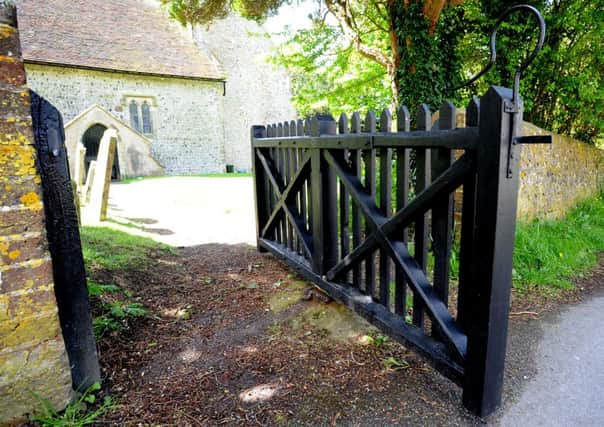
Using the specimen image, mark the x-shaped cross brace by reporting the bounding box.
[323,150,473,360]
[256,149,314,260]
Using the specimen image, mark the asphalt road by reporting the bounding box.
[497,291,604,426]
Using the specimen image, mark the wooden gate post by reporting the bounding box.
[251,125,267,252]
[462,86,523,416]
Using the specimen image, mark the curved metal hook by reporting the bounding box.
[453,4,546,102]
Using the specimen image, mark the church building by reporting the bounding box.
[17,0,295,178]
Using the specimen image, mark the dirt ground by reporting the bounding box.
[84,241,603,427]
[69,177,603,425]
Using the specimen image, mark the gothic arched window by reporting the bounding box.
[129,100,140,132]
[141,101,153,134]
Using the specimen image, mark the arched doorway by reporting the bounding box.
[82,124,120,181]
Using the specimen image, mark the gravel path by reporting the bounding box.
[106,177,256,247]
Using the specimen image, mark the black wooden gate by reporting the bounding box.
[251,85,551,416]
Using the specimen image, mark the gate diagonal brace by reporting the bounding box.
[256,149,313,258]
[324,150,471,360]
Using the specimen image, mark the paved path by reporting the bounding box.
[497,291,604,426]
[106,177,256,247]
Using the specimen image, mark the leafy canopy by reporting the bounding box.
[165,0,604,144]
[162,0,293,24]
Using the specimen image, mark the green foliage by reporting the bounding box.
[166,0,602,143]
[81,226,175,271]
[81,227,167,338]
[467,0,604,144]
[271,13,392,116]
[393,2,465,110]
[32,383,114,427]
[513,191,604,290]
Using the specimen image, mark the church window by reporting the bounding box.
[141,101,153,134]
[129,100,141,132]
[124,96,156,136]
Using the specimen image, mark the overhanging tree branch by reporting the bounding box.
[324,0,394,71]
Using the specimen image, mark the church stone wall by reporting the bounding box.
[194,15,297,172]
[24,64,226,175]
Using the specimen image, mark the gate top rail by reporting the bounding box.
[252,127,479,150]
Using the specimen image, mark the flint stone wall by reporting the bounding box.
[194,14,297,172]
[24,64,226,175]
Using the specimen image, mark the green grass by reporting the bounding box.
[81,227,172,337]
[513,191,604,290]
[120,172,251,184]
[81,226,175,271]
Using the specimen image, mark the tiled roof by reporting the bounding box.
[17,0,225,80]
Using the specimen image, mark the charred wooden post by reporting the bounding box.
[29,91,100,391]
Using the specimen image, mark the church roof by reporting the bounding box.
[17,0,225,81]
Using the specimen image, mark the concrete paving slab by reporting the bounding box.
[105,177,256,247]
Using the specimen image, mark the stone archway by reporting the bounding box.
[82,123,120,181]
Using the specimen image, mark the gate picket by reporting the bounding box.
[395,105,411,317]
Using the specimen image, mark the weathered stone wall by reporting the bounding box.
[0,4,72,423]
[517,123,604,222]
[194,15,297,172]
[24,64,226,175]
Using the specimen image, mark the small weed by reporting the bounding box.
[32,383,114,426]
[93,301,147,337]
[383,356,410,370]
[243,283,259,289]
[86,281,119,297]
[367,332,390,347]
[268,324,282,335]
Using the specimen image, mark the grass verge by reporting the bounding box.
[513,191,604,290]
[121,172,251,184]
[81,226,175,271]
[81,226,174,337]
